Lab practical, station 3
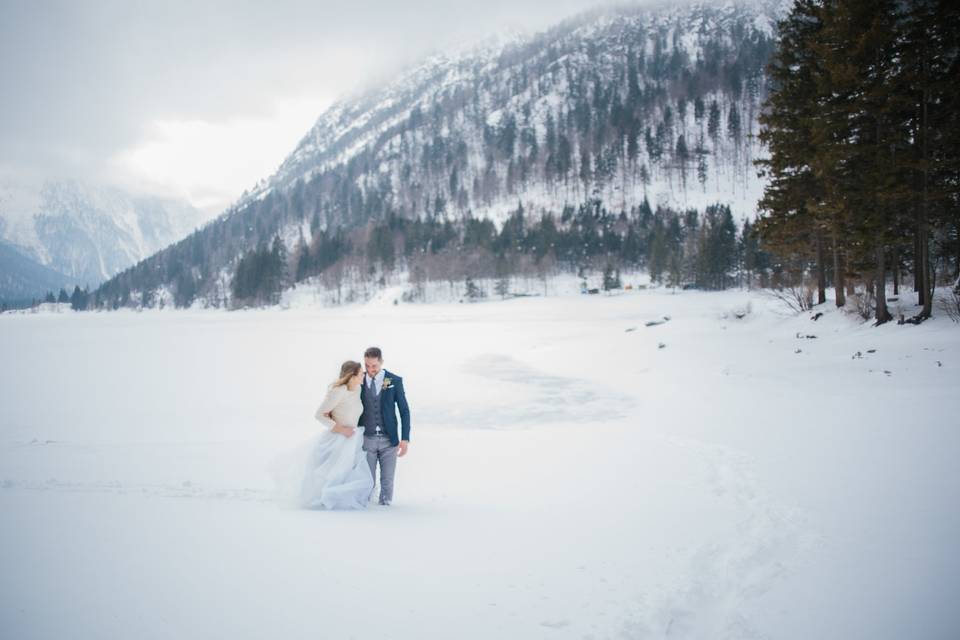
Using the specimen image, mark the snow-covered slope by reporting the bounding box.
[0,180,204,294]
[244,0,787,225]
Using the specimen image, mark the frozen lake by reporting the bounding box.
[2,289,958,639]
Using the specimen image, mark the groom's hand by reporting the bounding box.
[398,440,409,457]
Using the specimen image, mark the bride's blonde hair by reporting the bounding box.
[331,360,362,388]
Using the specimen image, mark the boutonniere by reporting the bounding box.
[382,377,393,390]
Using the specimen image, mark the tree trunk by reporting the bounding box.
[922,228,934,317]
[955,220,960,279]
[914,227,922,293]
[816,228,827,305]
[916,219,927,307]
[844,251,855,298]
[920,50,933,319]
[893,247,900,295]
[875,242,891,324]
[917,179,932,318]
[842,247,855,297]
[832,230,846,307]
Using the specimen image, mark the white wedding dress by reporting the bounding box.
[296,383,374,510]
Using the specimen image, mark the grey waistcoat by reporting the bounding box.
[362,381,383,432]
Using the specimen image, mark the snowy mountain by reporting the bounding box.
[244,0,785,222]
[96,0,790,309]
[0,180,204,300]
[0,238,73,303]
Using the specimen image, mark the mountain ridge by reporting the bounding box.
[94,0,789,309]
[241,0,783,220]
[0,179,205,300]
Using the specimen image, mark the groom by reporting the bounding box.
[360,346,411,506]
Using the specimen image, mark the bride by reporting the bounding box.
[298,360,375,510]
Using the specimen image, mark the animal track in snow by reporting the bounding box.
[0,477,273,502]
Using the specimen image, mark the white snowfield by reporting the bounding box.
[1,287,957,639]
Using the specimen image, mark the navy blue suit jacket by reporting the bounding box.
[359,370,411,446]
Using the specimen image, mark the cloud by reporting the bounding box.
[107,96,334,214]
[0,0,613,216]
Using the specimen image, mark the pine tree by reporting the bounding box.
[707,100,722,148]
[759,0,959,320]
[464,276,484,301]
[896,0,960,318]
[494,275,510,299]
[756,0,830,304]
[603,264,622,291]
[812,0,905,323]
[269,235,288,303]
[70,286,86,311]
[696,135,708,190]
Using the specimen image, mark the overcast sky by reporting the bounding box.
[0,0,616,216]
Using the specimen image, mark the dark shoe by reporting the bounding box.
[379,499,391,506]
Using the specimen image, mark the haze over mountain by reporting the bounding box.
[0,180,204,302]
[94,0,788,309]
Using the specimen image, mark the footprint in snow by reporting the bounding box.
[540,619,570,629]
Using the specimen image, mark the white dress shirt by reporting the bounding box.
[365,369,386,394]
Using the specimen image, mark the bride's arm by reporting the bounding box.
[314,386,344,431]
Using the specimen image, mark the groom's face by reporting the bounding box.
[364,357,382,378]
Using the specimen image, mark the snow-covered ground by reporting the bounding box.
[2,287,958,639]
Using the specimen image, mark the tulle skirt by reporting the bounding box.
[301,426,375,509]
[271,427,374,510]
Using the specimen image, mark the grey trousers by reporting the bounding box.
[362,434,398,503]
